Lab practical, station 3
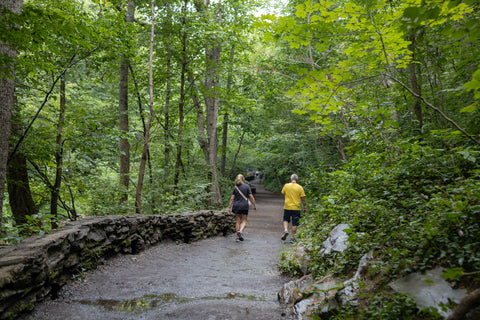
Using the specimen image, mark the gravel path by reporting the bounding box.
[20,182,291,320]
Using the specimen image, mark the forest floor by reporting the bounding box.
[20,180,293,320]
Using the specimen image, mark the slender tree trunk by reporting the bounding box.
[190,71,209,164]
[50,75,66,228]
[174,0,188,187]
[118,0,134,205]
[220,112,228,176]
[164,56,172,182]
[129,64,155,210]
[336,138,347,161]
[220,43,235,177]
[0,0,23,230]
[205,45,222,205]
[408,30,423,132]
[163,0,174,185]
[7,97,38,226]
[135,0,155,214]
[196,1,223,206]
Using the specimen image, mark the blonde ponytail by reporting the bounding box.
[235,174,245,186]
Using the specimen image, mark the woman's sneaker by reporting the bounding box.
[237,231,244,241]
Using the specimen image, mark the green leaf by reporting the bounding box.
[403,6,421,20]
[442,267,464,281]
[460,103,478,113]
[295,4,307,18]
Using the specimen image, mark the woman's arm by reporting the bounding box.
[249,194,257,210]
[227,194,235,214]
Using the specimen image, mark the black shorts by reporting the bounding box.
[233,209,248,215]
[283,210,301,226]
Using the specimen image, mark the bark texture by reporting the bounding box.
[118,0,135,205]
[0,0,24,230]
[408,30,423,131]
[195,1,222,206]
[135,0,155,214]
[50,76,66,228]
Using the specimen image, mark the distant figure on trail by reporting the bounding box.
[281,174,306,242]
[227,174,257,241]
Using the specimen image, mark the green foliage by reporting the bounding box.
[278,246,303,277]
[296,140,479,316]
[331,292,428,320]
[1,212,56,245]
[259,4,480,318]
[302,137,480,275]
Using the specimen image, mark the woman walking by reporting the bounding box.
[227,174,257,241]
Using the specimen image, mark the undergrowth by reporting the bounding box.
[288,138,480,318]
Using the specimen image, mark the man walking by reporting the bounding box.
[281,174,306,242]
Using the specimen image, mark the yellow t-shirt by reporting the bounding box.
[281,182,306,210]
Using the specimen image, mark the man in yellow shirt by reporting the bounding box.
[281,174,306,241]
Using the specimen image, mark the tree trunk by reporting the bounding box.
[0,0,23,231]
[118,0,134,205]
[163,0,174,186]
[174,0,188,187]
[129,64,155,211]
[164,55,172,183]
[408,29,423,132]
[220,43,235,177]
[196,1,223,206]
[205,46,222,205]
[7,153,38,226]
[220,112,228,177]
[50,75,66,228]
[135,0,155,214]
[337,138,347,161]
[190,71,209,164]
[7,97,38,226]
[447,288,480,320]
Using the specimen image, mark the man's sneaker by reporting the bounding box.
[281,230,289,241]
[237,231,244,241]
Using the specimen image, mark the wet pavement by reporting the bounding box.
[20,182,291,320]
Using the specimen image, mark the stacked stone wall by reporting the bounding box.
[0,210,234,319]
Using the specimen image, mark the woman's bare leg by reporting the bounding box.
[235,214,242,232]
[239,214,248,233]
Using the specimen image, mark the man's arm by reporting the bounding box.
[301,196,306,212]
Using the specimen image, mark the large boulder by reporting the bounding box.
[319,223,350,255]
[278,274,314,307]
[278,274,343,320]
[389,267,468,318]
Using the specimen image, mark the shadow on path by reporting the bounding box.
[21,181,291,320]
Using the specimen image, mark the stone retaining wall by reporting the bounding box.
[0,210,234,319]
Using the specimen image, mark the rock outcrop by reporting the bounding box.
[279,223,470,320]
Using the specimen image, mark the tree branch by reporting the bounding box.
[385,73,479,145]
[9,47,98,163]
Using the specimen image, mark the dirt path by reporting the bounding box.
[21,181,291,320]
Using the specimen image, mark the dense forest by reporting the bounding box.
[1,0,479,318]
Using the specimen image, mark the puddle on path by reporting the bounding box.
[76,292,266,313]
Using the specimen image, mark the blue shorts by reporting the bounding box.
[283,210,301,226]
[233,209,248,215]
